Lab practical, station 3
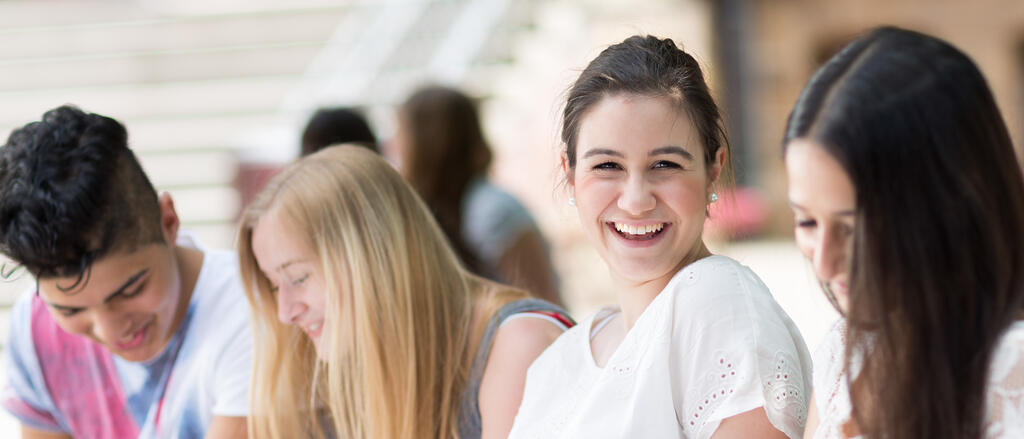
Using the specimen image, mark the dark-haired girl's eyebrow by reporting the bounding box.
[788,201,856,217]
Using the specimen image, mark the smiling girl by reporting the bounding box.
[508,35,812,439]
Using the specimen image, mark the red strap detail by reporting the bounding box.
[524,310,575,329]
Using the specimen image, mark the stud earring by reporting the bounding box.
[568,196,576,207]
[709,193,718,203]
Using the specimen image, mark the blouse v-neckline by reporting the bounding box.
[582,257,706,371]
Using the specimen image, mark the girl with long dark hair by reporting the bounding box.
[785,26,1024,438]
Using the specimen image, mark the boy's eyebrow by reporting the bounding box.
[46,268,150,311]
[103,269,150,303]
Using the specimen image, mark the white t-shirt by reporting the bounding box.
[1,234,253,438]
[508,255,812,439]
[810,319,1024,439]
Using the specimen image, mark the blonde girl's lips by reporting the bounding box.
[305,321,323,339]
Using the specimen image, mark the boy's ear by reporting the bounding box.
[157,193,180,245]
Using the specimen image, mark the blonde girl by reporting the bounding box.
[237,146,571,439]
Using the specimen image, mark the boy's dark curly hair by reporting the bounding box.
[0,105,164,289]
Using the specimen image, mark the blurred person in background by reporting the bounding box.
[238,107,378,218]
[508,35,811,439]
[300,106,378,156]
[237,146,572,439]
[393,85,563,306]
[0,106,252,439]
[785,26,1024,439]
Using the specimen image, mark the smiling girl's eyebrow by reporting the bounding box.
[649,146,694,160]
[582,146,694,161]
[581,148,623,159]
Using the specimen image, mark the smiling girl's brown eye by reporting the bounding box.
[652,160,681,169]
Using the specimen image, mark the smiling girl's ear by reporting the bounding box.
[708,147,726,185]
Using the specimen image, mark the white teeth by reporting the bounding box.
[613,222,665,235]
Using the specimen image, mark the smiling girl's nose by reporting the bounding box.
[617,175,656,215]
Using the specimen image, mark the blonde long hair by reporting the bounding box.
[237,146,523,438]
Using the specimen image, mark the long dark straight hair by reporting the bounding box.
[784,26,1024,438]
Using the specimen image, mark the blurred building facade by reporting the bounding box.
[725,0,1024,233]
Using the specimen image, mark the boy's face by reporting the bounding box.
[37,244,185,362]
[35,194,188,363]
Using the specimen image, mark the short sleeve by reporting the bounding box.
[209,304,253,417]
[1,291,66,432]
[461,180,538,268]
[670,258,812,439]
[984,324,1024,438]
[812,320,845,395]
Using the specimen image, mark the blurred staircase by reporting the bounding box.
[0,0,538,337]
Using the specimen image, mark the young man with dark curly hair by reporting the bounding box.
[0,106,251,439]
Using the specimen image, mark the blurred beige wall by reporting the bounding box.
[748,0,1024,234]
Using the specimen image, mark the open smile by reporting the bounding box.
[607,222,670,246]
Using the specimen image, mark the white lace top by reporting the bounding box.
[507,255,813,439]
[810,320,1024,438]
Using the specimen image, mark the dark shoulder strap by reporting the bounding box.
[457,298,573,438]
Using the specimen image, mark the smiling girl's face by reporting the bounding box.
[570,93,723,288]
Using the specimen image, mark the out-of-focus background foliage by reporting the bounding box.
[1,0,1023,431]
